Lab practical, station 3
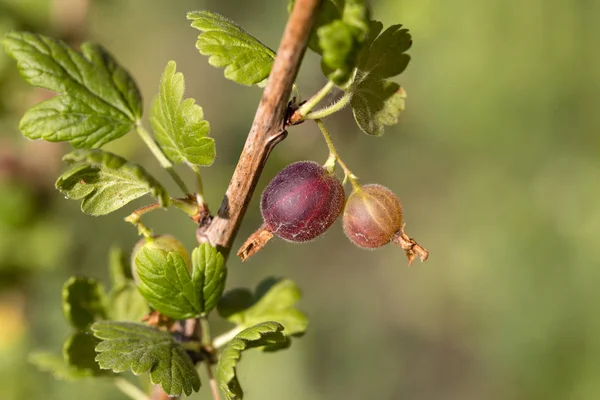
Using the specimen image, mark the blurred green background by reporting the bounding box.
[1,0,599,399]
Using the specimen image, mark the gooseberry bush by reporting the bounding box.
[2,0,428,399]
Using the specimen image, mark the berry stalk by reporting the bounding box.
[314,118,361,190]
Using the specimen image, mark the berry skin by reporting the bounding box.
[261,161,345,242]
[343,184,403,249]
[130,235,190,283]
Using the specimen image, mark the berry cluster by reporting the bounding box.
[238,161,428,265]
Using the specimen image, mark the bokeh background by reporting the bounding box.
[1,0,599,399]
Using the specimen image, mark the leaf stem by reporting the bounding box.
[305,91,352,120]
[125,197,199,235]
[124,210,153,238]
[190,164,206,205]
[297,80,335,117]
[114,377,151,400]
[205,362,222,400]
[314,119,361,191]
[135,123,190,195]
[199,316,212,347]
[212,326,245,349]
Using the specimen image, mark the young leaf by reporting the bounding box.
[135,243,226,319]
[62,277,107,330]
[351,80,406,137]
[349,22,411,136]
[56,149,169,216]
[150,61,215,166]
[92,321,200,396]
[63,332,108,377]
[2,32,142,148]
[217,278,308,336]
[108,283,149,322]
[217,322,287,400]
[188,11,276,86]
[356,23,411,79]
[191,242,227,314]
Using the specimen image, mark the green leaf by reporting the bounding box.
[350,79,406,136]
[356,23,411,79]
[108,246,132,287]
[191,242,227,314]
[217,322,287,400]
[56,149,169,216]
[349,22,412,135]
[62,277,107,330]
[92,321,200,396]
[108,283,149,322]
[318,20,356,84]
[63,332,108,377]
[188,11,276,86]
[135,243,226,319]
[150,61,215,166]
[218,278,308,336]
[2,32,142,148]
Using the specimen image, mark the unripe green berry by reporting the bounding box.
[130,235,190,283]
[342,184,403,249]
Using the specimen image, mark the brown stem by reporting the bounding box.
[205,362,222,400]
[150,2,322,399]
[392,224,429,266]
[237,223,275,261]
[197,0,322,256]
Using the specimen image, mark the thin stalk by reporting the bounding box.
[200,316,212,347]
[306,92,352,120]
[124,211,153,238]
[315,119,361,191]
[212,326,245,349]
[205,362,222,400]
[135,123,190,195]
[297,80,335,117]
[190,164,206,205]
[114,377,151,400]
[125,197,199,235]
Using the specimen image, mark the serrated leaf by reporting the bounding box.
[62,277,107,330]
[191,243,227,314]
[135,243,226,319]
[150,61,215,166]
[108,283,149,322]
[217,322,286,400]
[92,321,200,396]
[357,23,411,79]
[218,278,308,336]
[188,11,276,86]
[2,32,141,148]
[349,22,412,135]
[108,246,132,287]
[63,332,108,377]
[351,79,405,136]
[56,149,169,216]
[29,352,91,381]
